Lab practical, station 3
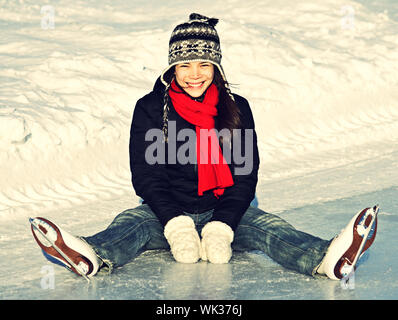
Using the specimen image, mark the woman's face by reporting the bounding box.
[174,61,214,98]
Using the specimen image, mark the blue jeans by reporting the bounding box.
[83,204,331,276]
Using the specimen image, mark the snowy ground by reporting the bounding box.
[1,0,398,300]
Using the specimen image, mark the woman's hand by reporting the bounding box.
[200,221,234,264]
[164,215,201,263]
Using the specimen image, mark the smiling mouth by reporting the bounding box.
[187,81,205,88]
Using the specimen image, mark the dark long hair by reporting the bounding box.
[162,65,242,143]
[212,66,242,133]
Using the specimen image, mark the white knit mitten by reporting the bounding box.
[200,221,234,264]
[164,215,201,264]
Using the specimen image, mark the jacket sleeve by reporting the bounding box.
[210,96,260,231]
[129,96,183,227]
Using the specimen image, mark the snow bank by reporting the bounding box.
[1,0,398,218]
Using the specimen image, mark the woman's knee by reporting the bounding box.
[114,204,157,223]
[237,206,293,231]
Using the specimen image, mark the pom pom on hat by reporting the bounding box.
[189,13,219,27]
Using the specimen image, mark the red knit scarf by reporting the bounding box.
[168,79,234,197]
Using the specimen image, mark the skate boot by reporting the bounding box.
[317,205,379,280]
[30,217,101,280]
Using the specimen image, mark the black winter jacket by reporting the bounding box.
[129,77,259,231]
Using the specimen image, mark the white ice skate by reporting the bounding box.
[317,205,379,280]
[30,217,101,281]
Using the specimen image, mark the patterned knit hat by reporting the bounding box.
[160,13,228,86]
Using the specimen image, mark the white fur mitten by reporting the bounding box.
[164,215,201,263]
[200,221,234,264]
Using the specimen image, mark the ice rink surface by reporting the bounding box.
[1,157,397,300]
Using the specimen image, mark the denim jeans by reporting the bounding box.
[83,204,331,276]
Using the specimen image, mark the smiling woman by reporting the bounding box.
[30,13,379,282]
[174,62,215,98]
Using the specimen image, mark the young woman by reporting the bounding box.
[31,13,378,281]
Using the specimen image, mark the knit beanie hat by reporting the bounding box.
[160,13,228,86]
